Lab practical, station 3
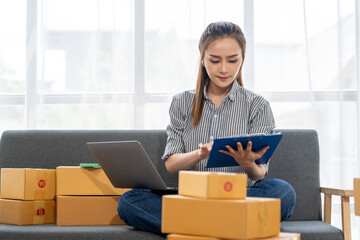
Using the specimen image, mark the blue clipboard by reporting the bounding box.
[206,133,283,168]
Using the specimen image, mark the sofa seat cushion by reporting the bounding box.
[281,221,343,240]
[0,222,343,240]
[0,224,166,240]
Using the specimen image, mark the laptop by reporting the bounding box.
[86,140,177,192]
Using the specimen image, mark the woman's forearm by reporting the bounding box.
[165,150,202,173]
[242,163,267,181]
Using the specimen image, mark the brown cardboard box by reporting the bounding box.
[0,199,55,225]
[162,195,280,239]
[56,195,125,225]
[56,166,130,196]
[0,168,56,200]
[355,178,360,216]
[179,171,247,199]
[167,232,300,240]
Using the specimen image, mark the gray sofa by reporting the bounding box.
[0,129,344,240]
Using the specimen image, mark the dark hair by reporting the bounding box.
[191,21,246,126]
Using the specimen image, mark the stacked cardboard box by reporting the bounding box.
[0,168,56,225]
[56,166,130,226]
[162,171,297,240]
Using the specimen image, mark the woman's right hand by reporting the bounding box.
[198,142,213,160]
[165,141,213,173]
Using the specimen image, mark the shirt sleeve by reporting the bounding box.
[248,99,276,135]
[162,96,186,161]
[248,99,276,173]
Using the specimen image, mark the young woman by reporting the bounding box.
[118,21,296,233]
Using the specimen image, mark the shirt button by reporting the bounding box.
[214,114,217,118]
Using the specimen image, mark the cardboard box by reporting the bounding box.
[56,195,125,226]
[162,195,280,239]
[0,199,55,225]
[0,168,56,200]
[56,166,130,195]
[355,178,360,216]
[167,232,300,240]
[179,171,247,199]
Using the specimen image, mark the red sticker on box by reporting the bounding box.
[37,208,45,216]
[38,179,46,188]
[224,181,233,192]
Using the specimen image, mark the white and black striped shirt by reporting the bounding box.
[162,80,275,186]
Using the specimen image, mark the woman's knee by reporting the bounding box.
[275,179,296,203]
[117,189,150,223]
[261,179,295,199]
[267,179,296,221]
[117,191,131,224]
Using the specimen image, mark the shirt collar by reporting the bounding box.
[227,80,240,101]
[203,80,240,102]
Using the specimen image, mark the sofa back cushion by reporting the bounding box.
[0,130,177,187]
[267,129,321,221]
[0,129,320,221]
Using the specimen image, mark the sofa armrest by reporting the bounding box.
[354,178,360,216]
[320,187,354,240]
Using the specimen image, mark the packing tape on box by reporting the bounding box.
[33,201,45,224]
[258,201,278,237]
[34,170,47,199]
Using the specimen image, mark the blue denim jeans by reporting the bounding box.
[117,178,296,233]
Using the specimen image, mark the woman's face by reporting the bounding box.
[202,37,243,93]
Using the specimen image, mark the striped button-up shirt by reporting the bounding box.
[162,80,275,186]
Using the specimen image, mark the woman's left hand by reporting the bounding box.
[219,141,269,169]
